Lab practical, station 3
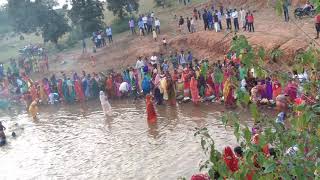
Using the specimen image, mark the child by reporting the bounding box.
[152,29,157,41]
[162,38,167,48]
[90,55,96,67]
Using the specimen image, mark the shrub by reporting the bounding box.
[111,16,136,34]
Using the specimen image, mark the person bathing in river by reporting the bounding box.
[146,94,157,123]
[99,91,111,116]
[29,100,39,120]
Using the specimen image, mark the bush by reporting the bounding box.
[111,16,136,34]
[65,27,82,47]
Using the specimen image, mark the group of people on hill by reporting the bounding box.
[178,0,192,6]
[126,12,162,41]
[177,6,255,33]
[91,27,113,49]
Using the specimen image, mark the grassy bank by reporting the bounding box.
[0,0,204,63]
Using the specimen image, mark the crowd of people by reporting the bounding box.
[1,35,319,121]
[0,52,49,80]
[0,2,319,171]
[91,26,113,49]
[176,6,255,34]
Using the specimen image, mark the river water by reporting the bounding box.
[0,100,250,179]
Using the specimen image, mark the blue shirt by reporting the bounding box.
[187,53,193,63]
[207,12,213,23]
[162,63,169,72]
[276,112,286,125]
[138,20,144,29]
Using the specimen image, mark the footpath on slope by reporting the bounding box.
[44,1,319,77]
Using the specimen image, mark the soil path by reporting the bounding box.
[44,2,319,78]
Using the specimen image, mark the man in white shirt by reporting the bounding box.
[155,18,161,34]
[232,9,239,32]
[240,8,246,29]
[106,26,113,43]
[135,56,144,78]
[97,33,102,47]
[142,15,148,30]
[150,54,158,69]
[190,17,196,33]
[135,56,144,69]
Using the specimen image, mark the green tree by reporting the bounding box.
[42,9,71,43]
[193,35,320,180]
[0,5,12,34]
[7,0,70,43]
[68,0,105,35]
[106,0,139,19]
[154,0,172,8]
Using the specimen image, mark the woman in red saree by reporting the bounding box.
[146,95,157,123]
[190,77,200,104]
[284,80,298,102]
[223,146,239,172]
[223,78,235,107]
[74,80,85,102]
[182,69,190,98]
[272,80,282,100]
[105,75,114,98]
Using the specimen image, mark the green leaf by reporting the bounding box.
[258,46,266,60]
[234,121,241,142]
[263,161,277,174]
[243,126,252,143]
[250,103,259,122]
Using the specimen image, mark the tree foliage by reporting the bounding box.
[0,5,12,34]
[42,10,71,43]
[194,35,320,180]
[106,0,139,19]
[68,0,105,35]
[274,0,320,14]
[154,0,172,8]
[7,0,70,43]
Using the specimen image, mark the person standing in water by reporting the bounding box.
[29,100,39,120]
[99,91,111,116]
[146,95,157,123]
[0,121,6,139]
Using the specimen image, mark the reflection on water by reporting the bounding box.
[0,100,246,179]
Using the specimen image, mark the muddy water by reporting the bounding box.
[0,100,250,179]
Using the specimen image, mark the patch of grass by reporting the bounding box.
[111,16,136,34]
[0,34,43,63]
[0,0,206,64]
